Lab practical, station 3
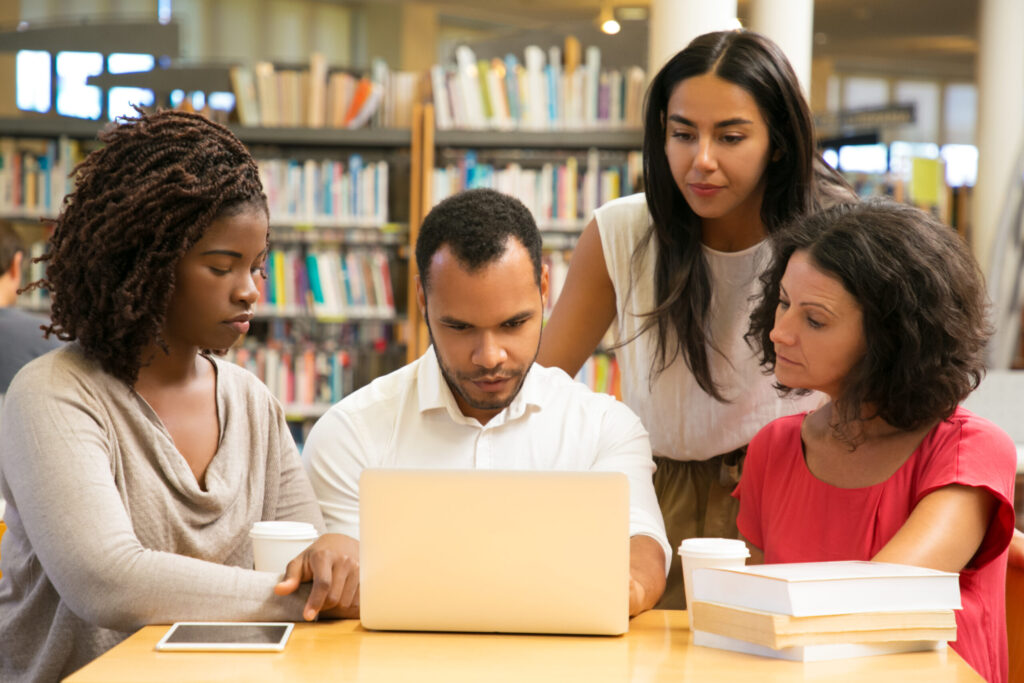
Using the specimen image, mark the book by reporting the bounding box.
[253,61,279,127]
[229,66,260,126]
[345,83,384,130]
[692,561,961,617]
[690,601,957,650]
[693,630,947,663]
[327,71,356,128]
[430,65,453,130]
[306,53,328,128]
[455,45,486,129]
[522,45,547,129]
[342,77,375,127]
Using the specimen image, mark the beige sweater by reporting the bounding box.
[0,345,325,682]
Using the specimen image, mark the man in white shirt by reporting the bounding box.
[298,188,669,617]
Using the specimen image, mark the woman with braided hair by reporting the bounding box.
[0,110,356,682]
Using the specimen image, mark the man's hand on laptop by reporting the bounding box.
[629,535,667,616]
[274,533,360,621]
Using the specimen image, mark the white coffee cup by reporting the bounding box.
[250,521,320,575]
[678,537,750,623]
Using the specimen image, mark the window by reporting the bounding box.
[107,53,157,121]
[893,80,939,143]
[55,51,104,120]
[944,84,977,146]
[837,144,888,174]
[842,77,888,110]
[941,144,978,187]
[822,148,839,169]
[19,50,159,120]
[16,50,51,113]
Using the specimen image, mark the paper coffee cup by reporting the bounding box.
[250,521,319,574]
[678,537,750,621]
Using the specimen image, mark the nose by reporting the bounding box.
[769,306,796,347]
[235,270,260,307]
[694,137,717,173]
[471,330,508,369]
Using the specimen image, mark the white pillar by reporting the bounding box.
[973,0,1024,276]
[647,0,738,75]
[748,0,814,97]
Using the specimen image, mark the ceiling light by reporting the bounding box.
[598,6,620,35]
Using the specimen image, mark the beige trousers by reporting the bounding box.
[652,448,745,610]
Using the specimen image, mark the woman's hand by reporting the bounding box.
[274,533,360,621]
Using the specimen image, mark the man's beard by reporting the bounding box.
[426,319,539,413]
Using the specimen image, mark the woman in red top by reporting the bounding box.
[737,199,1016,682]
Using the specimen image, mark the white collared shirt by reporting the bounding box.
[304,347,670,569]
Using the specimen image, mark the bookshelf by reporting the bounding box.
[0,116,413,437]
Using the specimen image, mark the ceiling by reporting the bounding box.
[407,0,979,80]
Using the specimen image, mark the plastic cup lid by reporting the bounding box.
[677,537,750,558]
[249,521,319,540]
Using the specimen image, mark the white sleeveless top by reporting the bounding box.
[595,193,820,461]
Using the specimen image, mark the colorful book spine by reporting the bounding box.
[432,149,641,228]
[257,155,389,226]
[258,243,397,321]
[0,136,85,218]
[428,45,645,131]
[224,328,403,417]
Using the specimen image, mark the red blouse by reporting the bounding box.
[735,407,1017,683]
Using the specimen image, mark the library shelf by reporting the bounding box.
[435,129,642,150]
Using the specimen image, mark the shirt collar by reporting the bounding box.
[416,346,543,426]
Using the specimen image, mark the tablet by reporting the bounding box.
[155,622,294,652]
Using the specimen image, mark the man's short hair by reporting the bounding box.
[415,189,543,291]
[0,221,24,277]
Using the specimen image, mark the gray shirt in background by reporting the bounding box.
[0,306,62,393]
[0,344,325,682]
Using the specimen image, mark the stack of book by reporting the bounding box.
[690,560,961,662]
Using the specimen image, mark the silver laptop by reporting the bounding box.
[359,468,630,635]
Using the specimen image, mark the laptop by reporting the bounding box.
[359,468,630,635]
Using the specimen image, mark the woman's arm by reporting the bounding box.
[2,370,309,631]
[1009,527,1024,569]
[536,218,618,377]
[871,484,998,572]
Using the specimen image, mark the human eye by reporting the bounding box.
[777,297,790,310]
[670,129,694,141]
[806,316,824,330]
[721,133,745,144]
[444,322,469,331]
[503,318,527,329]
[208,266,230,276]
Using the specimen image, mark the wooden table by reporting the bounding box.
[65,610,982,682]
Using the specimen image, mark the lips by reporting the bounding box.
[472,376,513,391]
[688,183,723,198]
[775,352,800,366]
[225,312,254,335]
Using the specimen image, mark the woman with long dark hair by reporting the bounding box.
[538,30,853,608]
